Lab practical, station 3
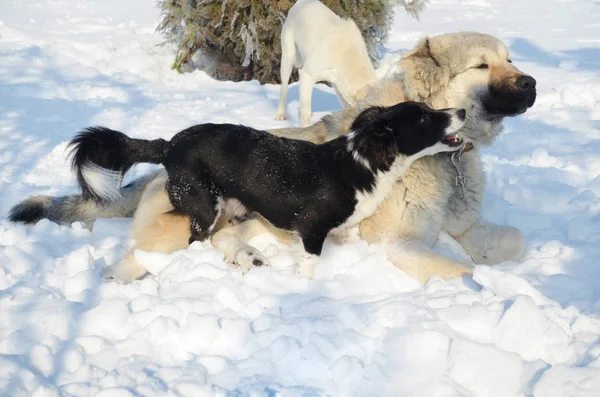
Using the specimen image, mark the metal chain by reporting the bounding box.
[450,145,466,200]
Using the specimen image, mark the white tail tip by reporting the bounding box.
[81,163,123,202]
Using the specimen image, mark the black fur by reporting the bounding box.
[69,127,167,199]
[8,199,47,224]
[481,79,537,118]
[424,39,441,68]
[69,102,459,257]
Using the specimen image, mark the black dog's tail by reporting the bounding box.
[69,127,167,201]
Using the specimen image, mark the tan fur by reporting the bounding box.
[383,241,474,284]
[106,171,296,281]
[490,62,528,89]
[107,32,533,283]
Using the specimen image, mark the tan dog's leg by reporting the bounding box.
[441,150,525,265]
[360,223,473,284]
[211,214,295,272]
[105,171,295,281]
[453,219,525,265]
[104,172,191,282]
[384,240,473,284]
[105,213,191,282]
[358,159,473,283]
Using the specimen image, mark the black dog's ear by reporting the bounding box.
[380,123,394,136]
[378,108,396,122]
[350,106,386,131]
[376,106,400,134]
[375,114,395,137]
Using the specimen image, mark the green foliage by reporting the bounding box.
[157,0,422,84]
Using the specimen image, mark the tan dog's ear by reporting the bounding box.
[397,38,448,103]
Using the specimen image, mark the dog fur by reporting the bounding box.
[9,31,536,284]
[275,0,376,127]
[69,103,465,277]
[275,0,429,127]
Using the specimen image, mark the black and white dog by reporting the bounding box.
[69,102,465,275]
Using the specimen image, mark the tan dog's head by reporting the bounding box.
[397,32,536,145]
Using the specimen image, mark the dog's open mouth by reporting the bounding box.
[441,135,464,148]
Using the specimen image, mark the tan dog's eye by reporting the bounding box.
[507,59,513,63]
[476,63,489,69]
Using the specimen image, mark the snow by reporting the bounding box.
[1,0,600,395]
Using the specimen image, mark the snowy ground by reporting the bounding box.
[1,0,600,395]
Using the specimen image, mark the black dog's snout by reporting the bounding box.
[517,75,536,91]
[456,109,466,121]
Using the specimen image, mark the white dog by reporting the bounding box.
[274,0,377,127]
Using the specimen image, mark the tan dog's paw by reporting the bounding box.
[329,226,361,246]
[274,113,287,121]
[104,256,148,283]
[234,247,270,272]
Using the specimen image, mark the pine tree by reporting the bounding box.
[157,0,427,84]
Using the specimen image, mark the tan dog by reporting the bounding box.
[9,32,536,284]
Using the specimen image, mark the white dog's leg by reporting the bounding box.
[453,219,525,265]
[275,22,296,121]
[298,69,315,127]
[384,239,474,284]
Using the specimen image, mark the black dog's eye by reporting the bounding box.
[476,63,489,69]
